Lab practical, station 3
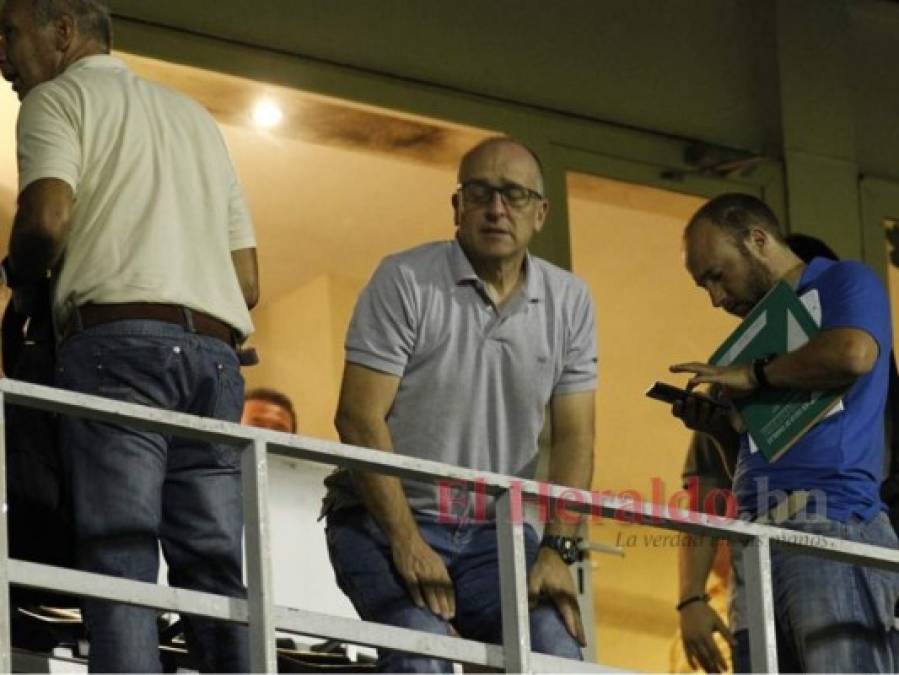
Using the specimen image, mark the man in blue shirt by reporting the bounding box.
[671,193,899,672]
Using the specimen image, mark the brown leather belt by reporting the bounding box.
[63,302,236,346]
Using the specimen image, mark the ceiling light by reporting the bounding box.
[251,99,283,129]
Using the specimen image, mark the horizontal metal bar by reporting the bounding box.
[10,602,616,673]
[9,560,248,623]
[11,647,84,673]
[767,529,899,570]
[274,605,619,672]
[0,379,254,446]
[586,505,899,571]
[581,541,625,557]
[2,379,896,572]
[0,380,520,496]
[530,652,627,673]
[273,605,504,669]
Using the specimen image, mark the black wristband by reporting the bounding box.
[675,593,710,611]
[752,354,776,389]
[539,535,579,565]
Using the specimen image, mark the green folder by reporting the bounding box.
[708,281,844,462]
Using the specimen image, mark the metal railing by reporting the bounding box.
[0,377,897,673]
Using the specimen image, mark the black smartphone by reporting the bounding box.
[645,381,729,410]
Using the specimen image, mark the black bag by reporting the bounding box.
[2,280,75,614]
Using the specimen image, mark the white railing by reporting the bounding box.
[0,377,897,673]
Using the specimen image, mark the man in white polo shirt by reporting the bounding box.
[0,0,257,671]
[324,137,597,671]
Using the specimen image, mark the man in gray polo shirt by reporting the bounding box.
[324,137,597,672]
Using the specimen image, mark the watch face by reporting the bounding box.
[543,536,578,565]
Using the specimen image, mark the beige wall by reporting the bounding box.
[568,173,735,671]
[245,273,362,443]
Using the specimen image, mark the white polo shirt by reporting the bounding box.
[16,55,255,338]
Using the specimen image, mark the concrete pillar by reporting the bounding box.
[776,0,861,257]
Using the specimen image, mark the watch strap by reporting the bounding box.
[539,534,579,565]
[752,353,776,389]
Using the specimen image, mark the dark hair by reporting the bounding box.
[785,233,839,263]
[245,387,297,432]
[458,137,545,195]
[687,192,784,244]
[33,0,112,51]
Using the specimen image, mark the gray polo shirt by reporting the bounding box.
[324,240,597,519]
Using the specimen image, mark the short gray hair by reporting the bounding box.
[33,0,112,51]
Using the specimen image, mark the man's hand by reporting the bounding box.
[528,548,586,646]
[390,532,455,621]
[669,387,745,439]
[670,361,757,396]
[679,601,734,673]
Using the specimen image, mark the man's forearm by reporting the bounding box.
[9,220,58,284]
[679,534,718,598]
[337,417,420,542]
[764,329,875,391]
[545,433,594,539]
[354,473,421,541]
[8,180,73,285]
[230,248,259,309]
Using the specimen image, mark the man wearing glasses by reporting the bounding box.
[323,137,597,671]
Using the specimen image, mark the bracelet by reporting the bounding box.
[675,593,710,611]
[752,354,776,389]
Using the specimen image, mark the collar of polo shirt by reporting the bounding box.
[449,239,543,302]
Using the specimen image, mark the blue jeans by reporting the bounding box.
[325,509,582,672]
[730,511,899,672]
[55,320,248,673]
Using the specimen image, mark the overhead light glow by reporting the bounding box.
[251,99,283,129]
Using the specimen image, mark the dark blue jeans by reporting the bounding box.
[730,511,899,673]
[55,320,248,673]
[326,509,582,672]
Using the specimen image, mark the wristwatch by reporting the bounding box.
[539,535,579,565]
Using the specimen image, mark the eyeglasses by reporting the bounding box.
[458,180,544,208]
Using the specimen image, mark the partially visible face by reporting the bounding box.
[0,0,61,101]
[453,141,548,264]
[241,399,295,434]
[685,220,774,318]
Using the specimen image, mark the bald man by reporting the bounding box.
[322,137,597,671]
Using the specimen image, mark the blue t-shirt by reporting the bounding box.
[733,258,892,521]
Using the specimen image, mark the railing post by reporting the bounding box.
[242,439,277,673]
[496,488,531,674]
[742,535,778,673]
[575,521,597,664]
[0,392,9,672]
